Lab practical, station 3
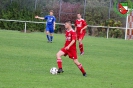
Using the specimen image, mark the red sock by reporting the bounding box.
[79,44,84,53]
[77,64,86,74]
[57,59,62,69]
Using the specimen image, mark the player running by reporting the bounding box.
[35,10,56,43]
[75,13,87,55]
[56,20,87,76]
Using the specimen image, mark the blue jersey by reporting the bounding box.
[44,15,56,26]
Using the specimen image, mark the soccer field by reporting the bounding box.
[0,30,133,88]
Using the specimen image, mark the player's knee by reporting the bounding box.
[79,39,81,42]
[79,40,82,44]
[56,53,59,58]
[50,33,53,36]
[56,52,61,58]
[73,59,80,65]
[46,31,49,34]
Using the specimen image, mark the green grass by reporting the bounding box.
[0,30,133,88]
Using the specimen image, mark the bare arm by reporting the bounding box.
[75,27,77,32]
[81,25,87,31]
[35,16,44,20]
[54,22,56,30]
[80,25,87,33]
[65,40,75,50]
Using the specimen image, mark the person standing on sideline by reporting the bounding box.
[75,13,87,55]
[35,10,56,43]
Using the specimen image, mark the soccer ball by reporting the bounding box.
[50,67,58,75]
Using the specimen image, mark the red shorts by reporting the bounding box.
[61,47,77,59]
[77,33,85,40]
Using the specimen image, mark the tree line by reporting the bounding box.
[0,0,132,38]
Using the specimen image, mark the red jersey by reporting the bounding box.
[64,29,76,50]
[75,19,87,34]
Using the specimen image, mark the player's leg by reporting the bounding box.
[50,33,53,42]
[49,27,54,42]
[46,26,50,42]
[68,50,86,76]
[78,33,85,55]
[46,31,50,42]
[78,39,84,55]
[56,50,65,73]
[73,59,87,76]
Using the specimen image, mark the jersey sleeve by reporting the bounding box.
[72,32,76,40]
[44,15,48,20]
[83,20,87,26]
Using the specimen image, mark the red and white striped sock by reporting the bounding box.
[79,44,84,53]
[57,59,62,69]
[77,64,86,74]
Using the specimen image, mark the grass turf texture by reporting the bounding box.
[0,30,133,88]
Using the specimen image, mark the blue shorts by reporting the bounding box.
[46,25,54,33]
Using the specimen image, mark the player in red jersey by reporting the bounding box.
[56,20,87,76]
[75,13,87,55]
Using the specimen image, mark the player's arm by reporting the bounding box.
[81,25,87,31]
[65,40,75,50]
[54,22,56,30]
[35,16,44,20]
[53,17,56,30]
[75,27,77,32]
[80,20,87,33]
